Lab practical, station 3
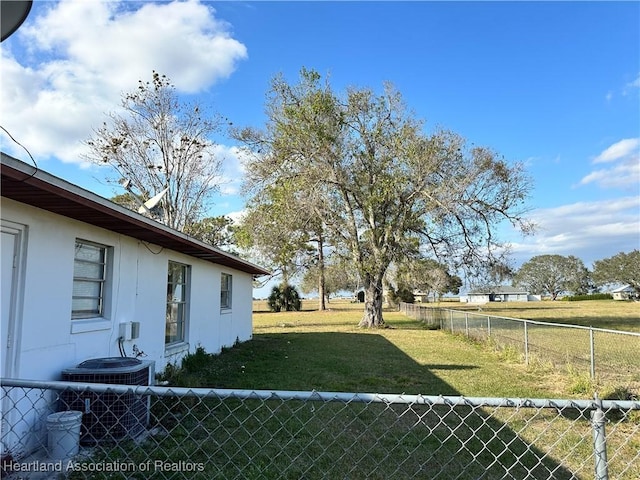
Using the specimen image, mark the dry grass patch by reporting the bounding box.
[453,299,640,332]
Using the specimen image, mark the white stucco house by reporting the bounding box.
[1,152,269,381]
[1,153,269,460]
[611,285,636,300]
[460,286,540,303]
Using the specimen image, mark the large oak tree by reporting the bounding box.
[513,254,591,300]
[593,250,640,293]
[236,69,533,327]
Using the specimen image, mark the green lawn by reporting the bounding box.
[70,301,639,479]
[212,301,555,398]
[249,300,638,398]
[420,301,639,398]
[148,301,637,480]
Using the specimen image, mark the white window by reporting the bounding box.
[166,261,189,345]
[72,240,108,319]
[221,273,232,309]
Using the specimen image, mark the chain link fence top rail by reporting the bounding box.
[399,303,640,392]
[1,379,639,480]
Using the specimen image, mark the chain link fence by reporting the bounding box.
[399,304,640,394]
[1,379,639,480]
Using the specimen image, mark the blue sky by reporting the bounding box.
[1,1,639,293]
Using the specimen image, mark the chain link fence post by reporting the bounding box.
[523,320,529,365]
[590,327,596,380]
[591,395,609,480]
[400,306,638,392]
[465,312,469,337]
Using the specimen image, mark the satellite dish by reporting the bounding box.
[118,177,132,190]
[138,187,168,214]
[1,0,33,42]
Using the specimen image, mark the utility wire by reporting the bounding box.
[1,125,39,180]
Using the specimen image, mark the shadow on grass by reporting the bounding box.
[162,332,578,479]
[122,332,584,480]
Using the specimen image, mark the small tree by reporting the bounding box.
[267,284,302,312]
[183,215,237,251]
[387,284,415,306]
[396,258,462,302]
[84,71,223,231]
[110,192,143,211]
[301,260,360,304]
[235,183,315,287]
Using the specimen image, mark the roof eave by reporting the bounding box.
[1,152,270,276]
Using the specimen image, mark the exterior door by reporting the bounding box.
[1,221,26,458]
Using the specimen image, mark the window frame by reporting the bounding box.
[72,239,108,319]
[166,261,190,346]
[220,273,232,310]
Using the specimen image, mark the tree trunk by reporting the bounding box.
[317,236,326,311]
[359,274,385,327]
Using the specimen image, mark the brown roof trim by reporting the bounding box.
[1,153,269,276]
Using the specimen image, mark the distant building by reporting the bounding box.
[413,291,430,303]
[611,285,635,300]
[461,286,540,303]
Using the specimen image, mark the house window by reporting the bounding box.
[221,273,232,309]
[72,240,108,319]
[166,261,189,345]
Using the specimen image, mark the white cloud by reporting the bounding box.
[508,196,640,266]
[226,209,247,224]
[623,73,640,95]
[0,0,246,164]
[213,145,251,196]
[593,138,639,164]
[577,138,640,190]
[606,73,639,102]
[579,158,640,189]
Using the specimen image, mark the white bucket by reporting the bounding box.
[47,411,83,460]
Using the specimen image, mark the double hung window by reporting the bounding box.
[221,273,232,309]
[72,240,107,318]
[166,261,189,345]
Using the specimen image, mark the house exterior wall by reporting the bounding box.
[463,292,532,303]
[613,292,630,300]
[1,198,254,382]
[466,294,490,304]
[612,287,634,300]
[503,293,529,302]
